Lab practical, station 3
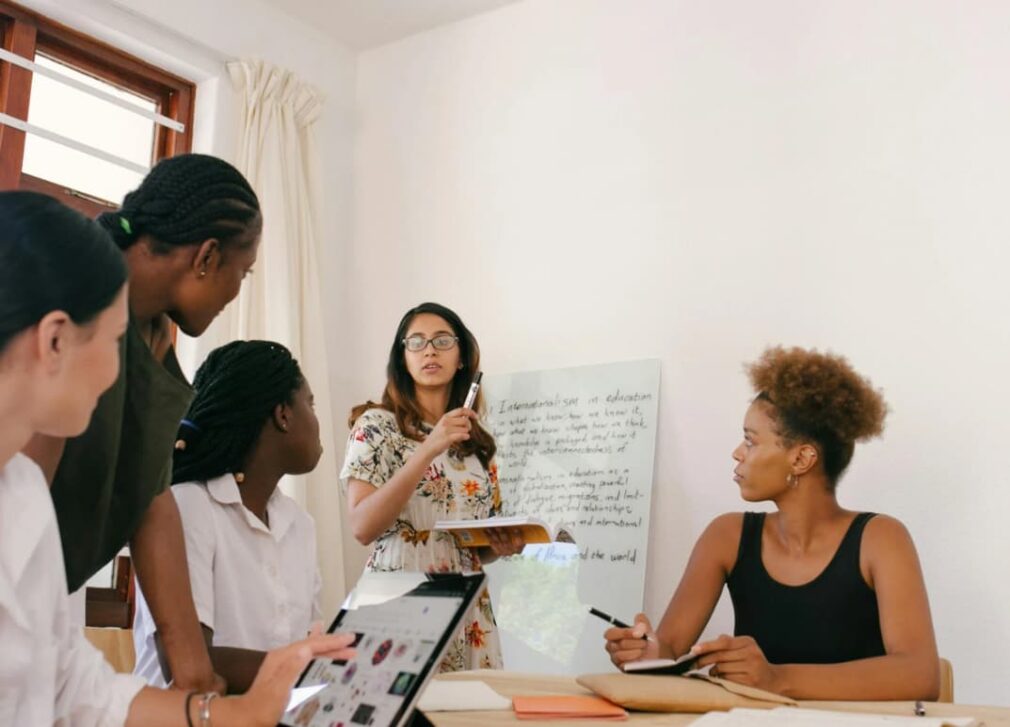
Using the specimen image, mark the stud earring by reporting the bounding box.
[198,269,207,278]
[235,472,245,484]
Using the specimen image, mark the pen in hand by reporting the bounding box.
[589,607,657,642]
[463,371,483,410]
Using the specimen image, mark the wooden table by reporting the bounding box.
[424,671,1010,726]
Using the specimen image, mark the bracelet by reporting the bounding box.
[199,692,218,727]
[184,691,198,727]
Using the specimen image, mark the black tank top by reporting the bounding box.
[727,512,886,664]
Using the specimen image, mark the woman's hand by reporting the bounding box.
[485,528,525,557]
[604,613,660,667]
[229,630,356,726]
[421,408,477,457]
[691,634,783,693]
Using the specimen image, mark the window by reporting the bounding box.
[0,1,193,218]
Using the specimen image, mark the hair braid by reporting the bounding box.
[172,340,304,484]
[97,154,260,252]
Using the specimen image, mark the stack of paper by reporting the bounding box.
[690,707,977,727]
[512,695,628,721]
[417,680,512,712]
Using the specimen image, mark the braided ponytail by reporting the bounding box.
[172,340,304,484]
[97,154,260,252]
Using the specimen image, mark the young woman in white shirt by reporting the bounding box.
[134,339,325,693]
[0,191,354,726]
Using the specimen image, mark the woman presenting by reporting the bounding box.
[342,302,523,670]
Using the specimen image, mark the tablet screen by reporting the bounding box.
[279,573,484,727]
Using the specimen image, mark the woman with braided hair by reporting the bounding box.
[133,340,324,693]
[604,347,941,701]
[22,153,263,693]
[0,192,354,726]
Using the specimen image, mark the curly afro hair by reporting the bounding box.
[746,346,888,486]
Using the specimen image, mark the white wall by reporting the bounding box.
[350,0,1010,705]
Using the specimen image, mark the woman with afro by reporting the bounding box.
[604,346,939,700]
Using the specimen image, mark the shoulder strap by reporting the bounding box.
[733,512,765,568]
[836,512,877,572]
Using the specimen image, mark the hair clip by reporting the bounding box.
[119,217,132,235]
[180,418,201,432]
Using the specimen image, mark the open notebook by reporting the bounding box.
[622,654,700,676]
[433,516,576,547]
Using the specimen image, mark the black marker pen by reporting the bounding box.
[589,607,630,628]
[463,371,483,410]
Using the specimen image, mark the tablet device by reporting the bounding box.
[279,572,486,727]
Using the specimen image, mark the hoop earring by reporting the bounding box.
[787,473,799,489]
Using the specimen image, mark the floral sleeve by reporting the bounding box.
[339,409,400,490]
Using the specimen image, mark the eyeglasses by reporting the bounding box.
[402,334,459,352]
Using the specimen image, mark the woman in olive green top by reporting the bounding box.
[24,153,262,693]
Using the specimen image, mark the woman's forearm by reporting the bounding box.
[775,652,940,701]
[209,646,267,695]
[126,687,247,727]
[348,444,437,544]
[132,490,219,692]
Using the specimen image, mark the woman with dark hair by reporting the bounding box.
[0,191,353,726]
[23,153,263,692]
[133,340,324,693]
[604,347,940,700]
[342,302,523,671]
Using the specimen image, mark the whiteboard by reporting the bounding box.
[482,359,661,674]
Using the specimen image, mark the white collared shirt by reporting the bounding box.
[0,453,146,726]
[133,474,321,687]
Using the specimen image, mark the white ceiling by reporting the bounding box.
[259,0,522,51]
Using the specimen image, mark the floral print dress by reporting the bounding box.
[340,407,504,671]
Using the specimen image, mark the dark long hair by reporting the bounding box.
[349,302,496,469]
[96,153,261,253]
[0,191,127,353]
[172,340,304,484]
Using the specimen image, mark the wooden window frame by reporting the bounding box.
[0,0,194,218]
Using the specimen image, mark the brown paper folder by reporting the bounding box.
[576,673,796,713]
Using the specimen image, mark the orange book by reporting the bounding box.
[512,695,628,721]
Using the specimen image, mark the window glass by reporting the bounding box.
[22,54,155,203]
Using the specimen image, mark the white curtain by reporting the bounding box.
[178,59,346,614]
